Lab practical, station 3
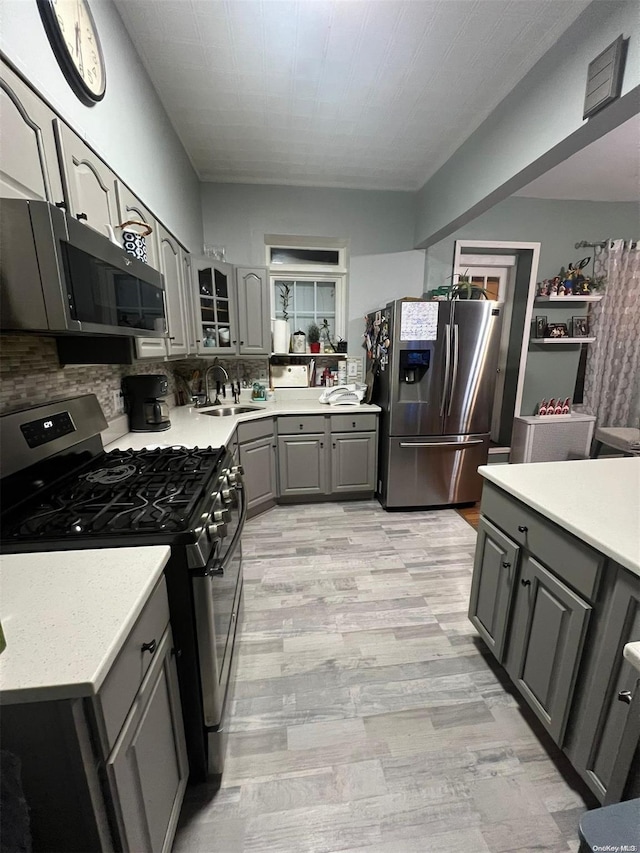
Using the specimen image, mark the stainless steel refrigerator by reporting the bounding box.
[368,298,503,509]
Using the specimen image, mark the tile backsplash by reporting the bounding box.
[0,336,271,421]
[0,336,174,420]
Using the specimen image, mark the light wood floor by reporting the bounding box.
[174,501,592,853]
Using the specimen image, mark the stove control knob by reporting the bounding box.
[221,487,233,504]
[227,465,244,485]
[208,522,228,540]
[213,509,230,524]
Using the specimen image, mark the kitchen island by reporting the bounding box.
[469,457,640,805]
[0,546,189,852]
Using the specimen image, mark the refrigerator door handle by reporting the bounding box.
[399,439,484,448]
[440,323,451,416]
[447,324,460,417]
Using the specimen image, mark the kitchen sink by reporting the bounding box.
[201,405,264,417]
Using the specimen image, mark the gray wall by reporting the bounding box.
[200,183,424,354]
[414,0,640,248]
[425,197,638,417]
[0,0,202,250]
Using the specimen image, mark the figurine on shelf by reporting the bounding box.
[549,281,558,295]
[538,399,548,416]
[561,397,571,414]
[558,283,565,295]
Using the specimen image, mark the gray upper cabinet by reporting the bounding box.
[278,434,327,496]
[505,554,591,746]
[331,432,376,493]
[0,60,63,204]
[191,260,269,356]
[468,517,520,662]
[159,225,189,358]
[107,627,187,853]
[54,119,119,237]
[566,566,640,803]
[115,181,161,272]
[235,267,270,355]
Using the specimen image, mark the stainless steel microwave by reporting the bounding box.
[0,199,166,337]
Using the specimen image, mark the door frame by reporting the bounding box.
[452,240,541,431]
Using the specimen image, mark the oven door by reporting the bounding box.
[191,472,246,731]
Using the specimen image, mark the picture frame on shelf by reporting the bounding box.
[572,316,590,338]
[535,316,547,338]
[546,323,569,339]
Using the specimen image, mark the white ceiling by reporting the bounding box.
[114,0,591,191]
[515,114,640,202]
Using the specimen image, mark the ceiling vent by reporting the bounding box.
[583,35,627,120]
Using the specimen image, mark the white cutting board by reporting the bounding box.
[271,365,309,387]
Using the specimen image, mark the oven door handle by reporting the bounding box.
[209,475,246,577]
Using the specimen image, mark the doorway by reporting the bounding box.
[453,241,541,449]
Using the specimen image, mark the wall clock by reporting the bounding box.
[37,0,106,105]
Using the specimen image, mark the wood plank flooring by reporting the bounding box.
[174,501,592,853]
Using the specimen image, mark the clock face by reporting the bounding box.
[38,0,106,104]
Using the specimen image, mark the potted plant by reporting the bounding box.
[273,283,292,352]
[307,322,321,353]
[448,273,488,300]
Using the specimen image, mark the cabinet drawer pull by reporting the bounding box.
[76,212,88,221]
[169,336,176,341]
[352,422,356,428]
[521,579,531,587]
[518,525,528,533]
[55,201,66,209]
[502,561,511,569]
[141,639,157,655]
[618,690,633,704]
[299,424,303,430]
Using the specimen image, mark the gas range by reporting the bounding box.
[0,395,246,782]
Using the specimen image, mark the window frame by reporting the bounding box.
[266,239,348,341]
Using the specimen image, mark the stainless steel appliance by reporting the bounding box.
[122,373,171,432]
[0,199,166,337]
[368,298,502,509]
[0,395,244,782]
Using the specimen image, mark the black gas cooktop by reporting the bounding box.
[2,445,225,544]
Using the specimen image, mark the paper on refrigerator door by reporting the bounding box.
[400,301,439,341]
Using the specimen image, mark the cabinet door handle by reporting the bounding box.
[55,201,66,209]
[240,341,244,346]
[141,639,157,654]
[333,442,336,449]
[76,212,88,221]
[518,525,528,533]
[320,441,324,448]
[502,561,511,568]
[521,579,531,587]
[169,336,176,341]
[618,690,633,704]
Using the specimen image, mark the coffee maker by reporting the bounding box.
[122,374,171,432]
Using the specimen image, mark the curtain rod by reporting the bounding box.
[574,240,608,249]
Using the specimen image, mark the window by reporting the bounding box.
[266,239,348,341]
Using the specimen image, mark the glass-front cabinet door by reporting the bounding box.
[192,258,237,355]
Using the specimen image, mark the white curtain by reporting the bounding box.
[582,239,640,427]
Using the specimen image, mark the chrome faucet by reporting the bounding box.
[204,362,229,406]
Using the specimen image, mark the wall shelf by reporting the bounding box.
[530,337,596,345]
[270,352,347,358]
[535,295,603,303]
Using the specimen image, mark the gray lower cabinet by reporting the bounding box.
[239,435,277,516]
[331,432,376,493]
[471,481,640,802]
[275,414,378,501]
[278,434,327,496]
[107,627,187,853]
[505,554,591,745]
[468,517,520,662]
[0,577,187,852]
[566,566,640,803]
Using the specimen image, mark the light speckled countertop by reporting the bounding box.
[0,547,170,704]
[105,396,380,452]
[479,458,640,577]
